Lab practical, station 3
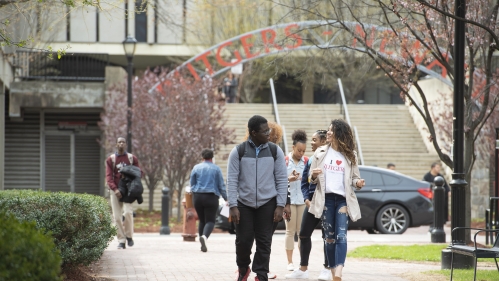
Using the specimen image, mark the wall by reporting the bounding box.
[406,77,490,219]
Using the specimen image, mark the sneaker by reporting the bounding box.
[200,235,207,252]
[267,272,277,279]
[285,269,308,279]
[287,263,295,271]
[318,268,332,281]
[126,237,134,247]
[117,242,126,249]
[235,267,250,281]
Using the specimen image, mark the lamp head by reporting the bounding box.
[122,35,137,59]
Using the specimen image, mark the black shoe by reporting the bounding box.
[126,237,134,247]
[236,267,250,281]
[117,243,126,249]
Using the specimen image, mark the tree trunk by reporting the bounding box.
[149,187,154,212]
[177,186,183,222]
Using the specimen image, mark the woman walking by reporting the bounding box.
[286,129,330,280]
[312,120,364,281]
[190,149,227,253]
[284,130,308,271]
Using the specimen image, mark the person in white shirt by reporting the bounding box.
[306,120,365,281]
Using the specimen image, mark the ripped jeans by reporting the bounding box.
[322,193,348,268]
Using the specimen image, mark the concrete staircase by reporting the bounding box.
[215,104,275,179]
[277,104,343,155]
[348,104,437,179]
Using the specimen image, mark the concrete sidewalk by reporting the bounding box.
[96,226,457,281]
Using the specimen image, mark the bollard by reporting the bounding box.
[431,176,446,243]
[160,187,171,235]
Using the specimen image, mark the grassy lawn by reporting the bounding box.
[348,244,448,262]
[348,244,498,280]
[427,269,498,281]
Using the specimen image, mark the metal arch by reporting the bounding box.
[149,20,449,92]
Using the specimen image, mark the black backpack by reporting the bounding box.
[237,141,278,161]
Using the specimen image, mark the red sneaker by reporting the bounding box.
[235,267,250,281]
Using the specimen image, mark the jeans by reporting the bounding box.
[322,193,348,268]
[192,193,219,238]
[235,197,276,281]
[299,206,327,267]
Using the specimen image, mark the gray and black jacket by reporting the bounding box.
[227,140,288,209]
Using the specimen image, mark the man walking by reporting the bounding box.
[106,137,142,249]
[423,162,450,229]
[227,115,288,281]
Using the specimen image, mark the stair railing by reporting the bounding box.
[269,78,289,154]
[338,78,365,165]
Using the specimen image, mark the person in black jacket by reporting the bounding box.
[423,162,450,229]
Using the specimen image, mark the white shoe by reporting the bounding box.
[268,272,277,279]
[285,269,309,279]
[318,268,332,281]
[287,263,295,271]
[200,235,207,252]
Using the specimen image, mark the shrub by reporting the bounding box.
[0,190,116,267]
[0,211,62,281]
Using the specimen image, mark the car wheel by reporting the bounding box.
[375,204,410,234]
[228,222,236,234]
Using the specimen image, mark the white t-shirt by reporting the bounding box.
[323,147,346,196]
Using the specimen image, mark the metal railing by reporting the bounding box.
[13,51,109,82]
[269,78,289,154]
[338,78,365,165]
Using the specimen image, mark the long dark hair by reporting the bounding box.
[330,119,356,165]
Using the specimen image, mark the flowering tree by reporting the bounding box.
[156,72,235,221]
[99,69,235,215]
[272,0,499,238]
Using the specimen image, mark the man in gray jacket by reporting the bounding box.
[228,115,288,281]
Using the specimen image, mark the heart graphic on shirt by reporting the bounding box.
[336,160,342,165]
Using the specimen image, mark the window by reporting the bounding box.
[360,170,383,186]
[382,174,401,185]
[135,0,147,42]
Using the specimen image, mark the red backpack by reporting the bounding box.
[285,155,309,167]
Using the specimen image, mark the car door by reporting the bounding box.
[350,169,385,228]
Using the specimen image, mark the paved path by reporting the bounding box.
[96,226,463,281]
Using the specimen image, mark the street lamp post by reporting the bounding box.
[122,35,137,153]
[445,0,474,269]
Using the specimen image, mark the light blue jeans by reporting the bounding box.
[322,193,348,268]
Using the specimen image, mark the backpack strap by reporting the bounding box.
[237,141,247,161]
[303,156,309,167]
[268,142,278,162]
[237,141,278,162]
[110,154,116,169]
[285,155,289,167]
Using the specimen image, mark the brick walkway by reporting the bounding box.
[96,226,460,281]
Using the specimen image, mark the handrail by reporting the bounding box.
[269,78,288,154]
[338,78,364,165]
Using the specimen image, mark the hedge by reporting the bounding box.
[0,190,116,267]
[0,211,62,281]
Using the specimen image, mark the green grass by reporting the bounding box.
[348,244,448,262]
[425,269,499,281]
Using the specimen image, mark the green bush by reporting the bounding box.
[0,190,116,267]
[0,211,62,281]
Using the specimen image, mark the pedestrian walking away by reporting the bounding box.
[105,137,143,250]
[308,120,365,281]
[283,130,308,272]
[190,148,228,253]
[286,129,331,280]
[228,115,288,281]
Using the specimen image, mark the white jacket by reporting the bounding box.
[308,145,362,222]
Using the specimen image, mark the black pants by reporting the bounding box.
[192,193,219,238]
[235,198,276,281]
[299,206,327,267]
